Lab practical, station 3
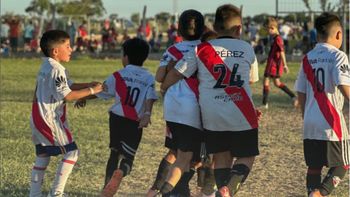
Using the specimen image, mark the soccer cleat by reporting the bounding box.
[47,191,67,197]
[263,103,268,109]
[292,97,299,107]
[100,169,123,197]
[215,186,231,197]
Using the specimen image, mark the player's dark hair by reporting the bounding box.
[201,29,218,42]
[178,9,205,41]
[40,30,70,57]
[122,38,149,66]
[315,12,341,39]
[213,4,241,33]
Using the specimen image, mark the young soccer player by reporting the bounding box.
[29,30,103,197]
[161,4,260,197]
[294,12,349,197]
[146,9,209,197]
[262,17,297,109]
[97,38,158,197]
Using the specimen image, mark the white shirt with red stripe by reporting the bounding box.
[161,40,202,129]
[98,64,158,121]
[175,38,259,132]
[295,43,350,141]
[30,57,74,146]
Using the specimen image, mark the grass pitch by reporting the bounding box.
[0,57,348,196]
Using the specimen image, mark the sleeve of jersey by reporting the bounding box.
[146,77,158,100]
[51,68,72,100]
[96,75,115,100]
[174,49,198,78]
[333,52,350,86]
[250,56,259,83]
[159,50,176,67]
[294,63,307,93]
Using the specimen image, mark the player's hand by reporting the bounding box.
[74,99,86,109]
[92,83,103,94]
[256,109,263,121]
[284,66,289,74]
[138,113,151,128]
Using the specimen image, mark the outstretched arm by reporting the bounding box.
[155,60,177,83]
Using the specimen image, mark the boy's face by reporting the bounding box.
[267,25,278,35]
[52,39,72,62]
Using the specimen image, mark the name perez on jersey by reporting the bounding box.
[214,50,244,58]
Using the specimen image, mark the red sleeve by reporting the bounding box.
[276,36,284,52]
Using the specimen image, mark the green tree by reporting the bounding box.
[58,0,105,17]
[131,13,140,26]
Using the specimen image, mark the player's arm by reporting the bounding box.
[70,81,101,90]
[338,85,350,101]
[160,68,184,95]
[297,92,306,118]
[155,60,177,83]
[138,98,156,128]
[281,51,289,73]
[65,83,103,102]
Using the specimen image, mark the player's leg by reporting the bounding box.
[262,77,270,108]
[160,122,201,196]
[198,157,216,197]
[273,78,298,106]
[102,114,142,197]
[146,149,176,197]
[49,147,79,196]
[225,128,259,196]
[316,140,350,196]
[30,145,50,197]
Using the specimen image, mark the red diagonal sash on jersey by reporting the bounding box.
[302,56,342,140]
[168,45,200,99]
[32,102,55,145]
[113,72,139,121]
[168,46,184,60]
[60,105,73,143]
[197,42,258,128]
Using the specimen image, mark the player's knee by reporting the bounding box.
[165,149,177,162]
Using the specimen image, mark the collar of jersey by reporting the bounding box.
[43,57,66,70]
[125,64,147,70]
[316,42,339,51]
[217,36,235,39]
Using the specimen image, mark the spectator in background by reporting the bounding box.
[309,27,317,49]
[137,20,152,42]
[279,20,292,53]
[8,17,20,53]
[1,19,9,44]
[101,19,110,51]
[68,21,77,48]
[24,21,34,51]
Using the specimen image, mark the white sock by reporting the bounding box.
[50,150,79,195]
[29,156,50,197]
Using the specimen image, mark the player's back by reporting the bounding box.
[194,38,258,131]
[162,40,202,129]
[298,43,349,141]
[102,65,157,121]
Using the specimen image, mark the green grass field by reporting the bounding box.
[0,57,349,197]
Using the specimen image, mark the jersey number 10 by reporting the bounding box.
[124,86,140,107]
[312,68,325,92]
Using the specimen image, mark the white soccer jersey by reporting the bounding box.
[175,38,259,131]
[295,43,350,141]
[161,40,202,129]
[30,58,74,146]
[98,64,158,120]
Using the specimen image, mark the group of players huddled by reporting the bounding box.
[29,3,349,197]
